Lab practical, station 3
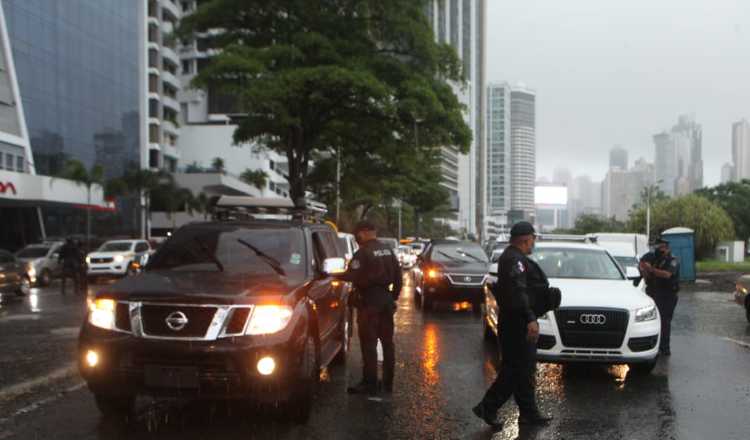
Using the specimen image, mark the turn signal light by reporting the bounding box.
[427,269,442,280]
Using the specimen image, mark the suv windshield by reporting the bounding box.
[99,242,134,252]
[532,248,623,280]
[17,247,50,258]
[147,226,306,282]
[432,243,488,264]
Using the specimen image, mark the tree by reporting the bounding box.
[696,180,750,240]
[627,194,734,259]
[567,214,625,235]
[178,0,471,204]
[108,169,173,238]
[211,157,226,174]
[151,182,195,229]
[60,160,105,248]
[240,169,269,190]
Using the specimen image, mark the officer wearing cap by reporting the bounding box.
[639,236,680,355]
[473,221,552,430]
[337,221,402,395]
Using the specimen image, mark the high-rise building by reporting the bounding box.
[485,82,511,232]
[145,0,183,172]
[509,85,536,220]
[721,163,735,184]
[609,146,628,170]
[568,175,601,224]
[654,115,703,196]
[601,159,653,221]
[0,0,142,249]
[426,0,486,236]
[732,119,750,182]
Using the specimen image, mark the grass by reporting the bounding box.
[696,259,750,273]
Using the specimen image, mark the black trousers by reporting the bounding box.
[649,289,678,351]
[357,305,395,387]
[60,266,81,295]
[480,321,538,416]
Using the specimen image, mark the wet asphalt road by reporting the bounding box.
[1,275,749,439]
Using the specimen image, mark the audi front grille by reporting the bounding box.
[554,308,629,349]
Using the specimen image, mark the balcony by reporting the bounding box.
[161,70,180,89]
[159,0,181,22]
[162,95,180,112]
[162,144,181,161]
[162,119,180,136]
[161,45,180,67]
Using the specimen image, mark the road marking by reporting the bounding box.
[0,314,40,323]
[0,382,85,426]
[0,362,77,401]
[722,337,750,349]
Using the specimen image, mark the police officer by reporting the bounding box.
[58,238,83,295]
[473,222,552,430]
[639,237,680,356]
[338,221,402,395]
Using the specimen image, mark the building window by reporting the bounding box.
[16,155,24,172]
[149,149,160,168]
[5,153,13,170]
[182,60,192,74]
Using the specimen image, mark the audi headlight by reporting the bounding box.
[635,305,657,322]
[88,298,116,330]
[246,305,294,335]
[114,255,125,263]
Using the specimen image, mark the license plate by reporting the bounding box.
[144,365,199,389]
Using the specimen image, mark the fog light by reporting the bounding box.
[85,350,99,368]
[257,356,276,376]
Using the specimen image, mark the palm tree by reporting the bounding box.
[151,182,195,229]
[190,192,211,220]
[240,169,269,190]
[61,160,105,248]
[109,169,173,239]
[211,157,226,174]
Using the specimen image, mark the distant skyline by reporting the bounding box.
[486,0,750,186]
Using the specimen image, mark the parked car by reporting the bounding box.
[733,275,750,322]
[0,249,33,296]
[415,240,489,311]
[337,232,359,264]
[86,240,152,279]
[15,241,64,286]
[397,245,417,268]
[78,197,351,423]
[482,242,661,374]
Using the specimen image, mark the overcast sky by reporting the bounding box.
[486,0,750,186]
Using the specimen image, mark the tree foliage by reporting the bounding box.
[627,194,734,259]
[178,0,471,203]
[240,169,269,190]
[696,180,750,240]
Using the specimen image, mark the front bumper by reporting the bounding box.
[535,313,661,364]
[87,264,129,276]
[422,279,483,303]
[78,322,306,401]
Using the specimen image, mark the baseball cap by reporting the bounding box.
[510,221,536,238]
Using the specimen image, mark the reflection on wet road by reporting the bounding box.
[1,278,750,439]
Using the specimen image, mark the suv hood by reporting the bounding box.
[104,271,304,303]
[550,278,654,311]
[89,251,133,258]
[435,260,489,274]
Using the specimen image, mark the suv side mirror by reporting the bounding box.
[488,262,499,276]
[625,266,642,286]
[322,257,346,276]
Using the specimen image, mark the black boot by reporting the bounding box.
[472,404,503,430]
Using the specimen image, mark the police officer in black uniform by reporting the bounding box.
[338,221,402,395]
[639,237,680,355]
[473,222,553,430]
[58,238,83,295]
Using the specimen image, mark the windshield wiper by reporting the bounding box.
[193,237,224,272]
[236,238,287,276]
[437,250,467,263]
[457,250,486,263]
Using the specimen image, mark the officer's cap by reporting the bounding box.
[653,237,670,246]
[354,220,377,234]
[510,221,536,238]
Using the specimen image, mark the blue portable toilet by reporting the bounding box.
[661,227,695,282]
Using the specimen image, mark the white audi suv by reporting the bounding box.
[483,242,661,374]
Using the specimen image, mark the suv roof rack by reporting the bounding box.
[209,196,328,223]
[537,234,597,243]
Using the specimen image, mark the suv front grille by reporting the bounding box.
[141,304,218,338]
[445,274,486,285]
[554,308,629,349]
[90,257,113,264]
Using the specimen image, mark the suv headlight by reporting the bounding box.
[88,298,116,330]
[114,255,125,263]
[635,305,657,322]
[246,305,294,335]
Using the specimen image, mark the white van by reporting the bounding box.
[589,233,649,272]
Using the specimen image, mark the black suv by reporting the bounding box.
[78,199,350,422]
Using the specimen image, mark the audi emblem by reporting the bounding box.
[579,313,607,325]
[165,311,189,331]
